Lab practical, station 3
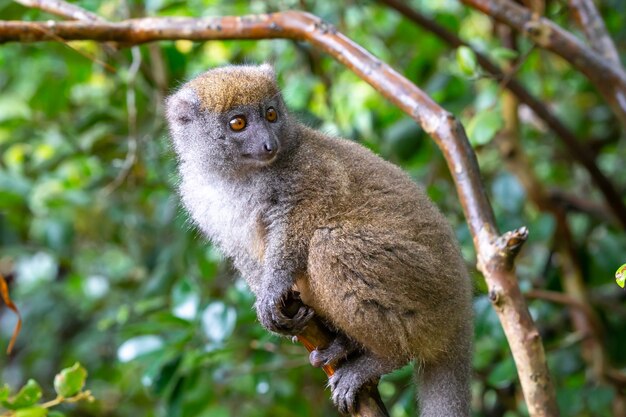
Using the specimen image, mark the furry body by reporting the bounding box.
[166,64,472,416]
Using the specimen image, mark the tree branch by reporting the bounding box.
[285,297,389,417]
[460,0,626,128]
[0,10,559,416]
[494,26,626,408]
[547,189,614,223]
[568,0,621,64]
[13,0,102,21]
[377,0,626,228]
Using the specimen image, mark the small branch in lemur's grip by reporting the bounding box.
[282,292,335,377]
[3,4,559,416]
[283,292,389,417]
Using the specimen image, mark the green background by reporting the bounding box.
[1,0,625,416]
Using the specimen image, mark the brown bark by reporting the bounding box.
[569,0,621,64]
[461,0,626,128]
[1,6,559,416]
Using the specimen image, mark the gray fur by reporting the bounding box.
[166,64,473,416]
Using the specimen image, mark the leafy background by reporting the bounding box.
[0,0,625,416]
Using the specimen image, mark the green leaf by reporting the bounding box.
[488,357,517,387]
[54,363,87,397]
[117,335,164,362]
[0,384,9,402]
[15,406,47,417]
[466,111,504,146]
[490,47,519,62]
[456,46,478,77]
[47,411,66,417]
[201,301,237,345]
[2,380,42,409]
[383,118,423,161]
[616,264,626,288]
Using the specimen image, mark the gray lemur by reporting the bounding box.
[166,64,472,417]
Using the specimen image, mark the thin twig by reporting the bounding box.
[102,46,140,195]
[497,44,535,92]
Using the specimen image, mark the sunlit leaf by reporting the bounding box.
[54,362,87,397]
[616,264,626,288]
[0,94,31,122]
[14,252,58,289]
[172,279,200,320]
[456,46,478,77]
[0,385,9,402]
[466,111,504,146]
[490,47,519,62]
[201,301,237,345]
[117,336,164,362]
[15,406,47,417]
[3,144,31,172]
[2,380,42,410]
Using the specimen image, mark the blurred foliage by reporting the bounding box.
[1,362,92,416]
[0,0,625,416]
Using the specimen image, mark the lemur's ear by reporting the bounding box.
[259,62,276,78]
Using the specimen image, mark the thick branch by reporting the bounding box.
[461,0,626,128]
[378,0,626,229]
[0,11,558,416]
[568,0,621,64]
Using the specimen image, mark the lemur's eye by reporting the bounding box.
[229,116,247,131]
[265,107,278,123]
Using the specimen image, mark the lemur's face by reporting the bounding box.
[165,64,289,172]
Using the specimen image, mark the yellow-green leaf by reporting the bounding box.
[467,111,504,146]
[2,380,42,410]
[616,264,626,288]
[54,363,87,397]
[15,406,47,417]
[491,47,519,62]
[456,46,478,77]
[0,384,9,402]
